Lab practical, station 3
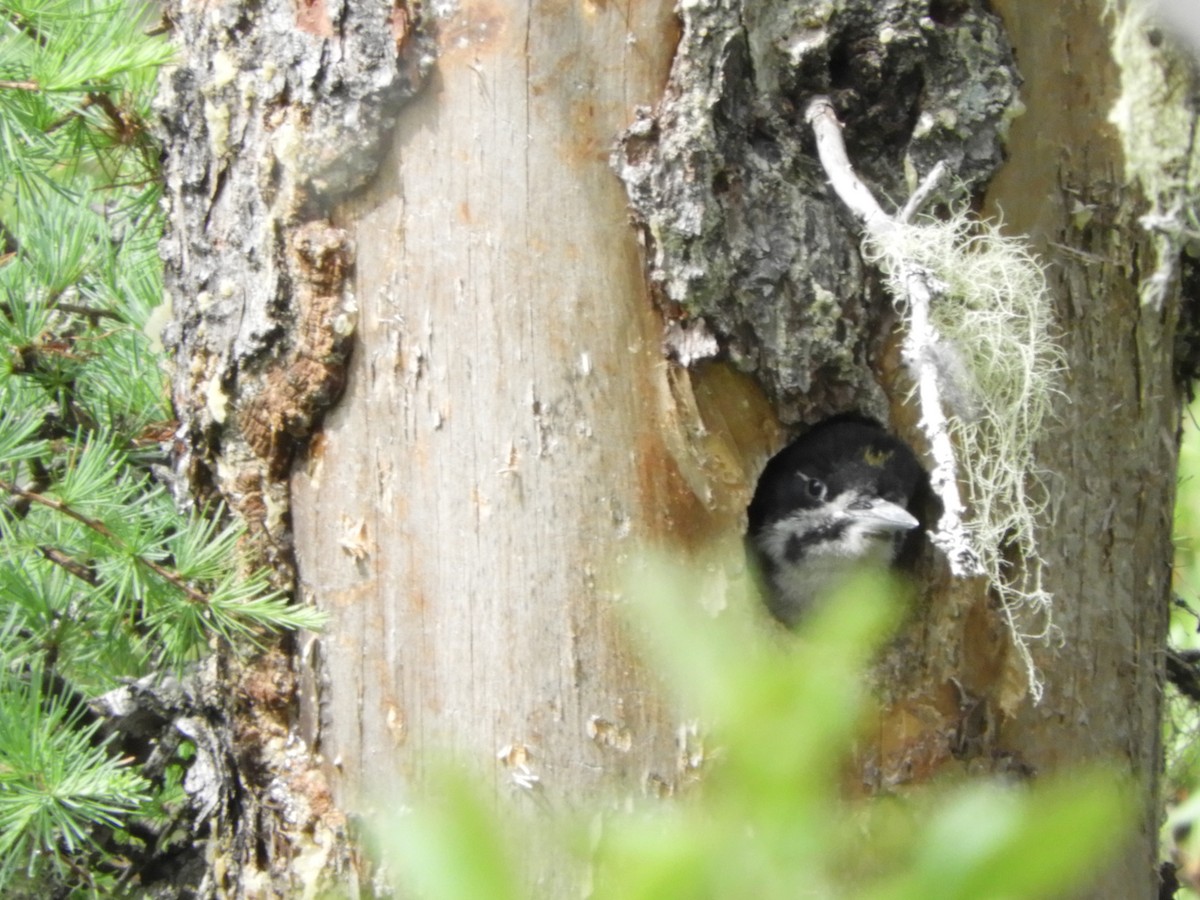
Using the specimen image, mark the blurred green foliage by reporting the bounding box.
[1172,412,1200,689]
[381,565,1130,899]
[1174,407,1200,622]
[1167,405,1200,895]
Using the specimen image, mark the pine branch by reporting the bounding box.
[38,546,101,586]
[52,302,125,324]
[0,476,209,605]
[0,2,316,890]
[3,8,49,48]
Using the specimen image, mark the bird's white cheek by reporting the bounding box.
[765,533,899,622]
[771,557,852,611]
[840,529,898,564]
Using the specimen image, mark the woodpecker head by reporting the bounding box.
[746,414,926,626]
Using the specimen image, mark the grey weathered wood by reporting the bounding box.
[288,0,708,885]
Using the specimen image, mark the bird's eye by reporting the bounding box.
[802,475,827,501]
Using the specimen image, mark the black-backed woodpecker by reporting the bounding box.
[746,414,926,626]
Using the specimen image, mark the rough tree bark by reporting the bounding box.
[985,2,1184,894]
[156,0,1191,895]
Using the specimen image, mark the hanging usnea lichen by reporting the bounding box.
[803,94,1063,700]
[867,215,1064,701]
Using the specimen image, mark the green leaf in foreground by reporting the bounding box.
[377,556,1130,899]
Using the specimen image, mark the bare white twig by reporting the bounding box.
[898,160,950,224]
[898,267,983,576]
[804,95,983,577]
[804,98,894,236]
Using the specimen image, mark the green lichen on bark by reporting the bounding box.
[1108,1,1200,383]
[1109,1,1200,210]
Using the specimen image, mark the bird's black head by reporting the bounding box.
[746,413,927,625]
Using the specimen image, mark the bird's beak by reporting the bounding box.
[848,499,920,534]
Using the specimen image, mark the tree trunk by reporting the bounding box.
[158,0,1189,895]
[289,0,712,838]
[984,2,1181,894]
